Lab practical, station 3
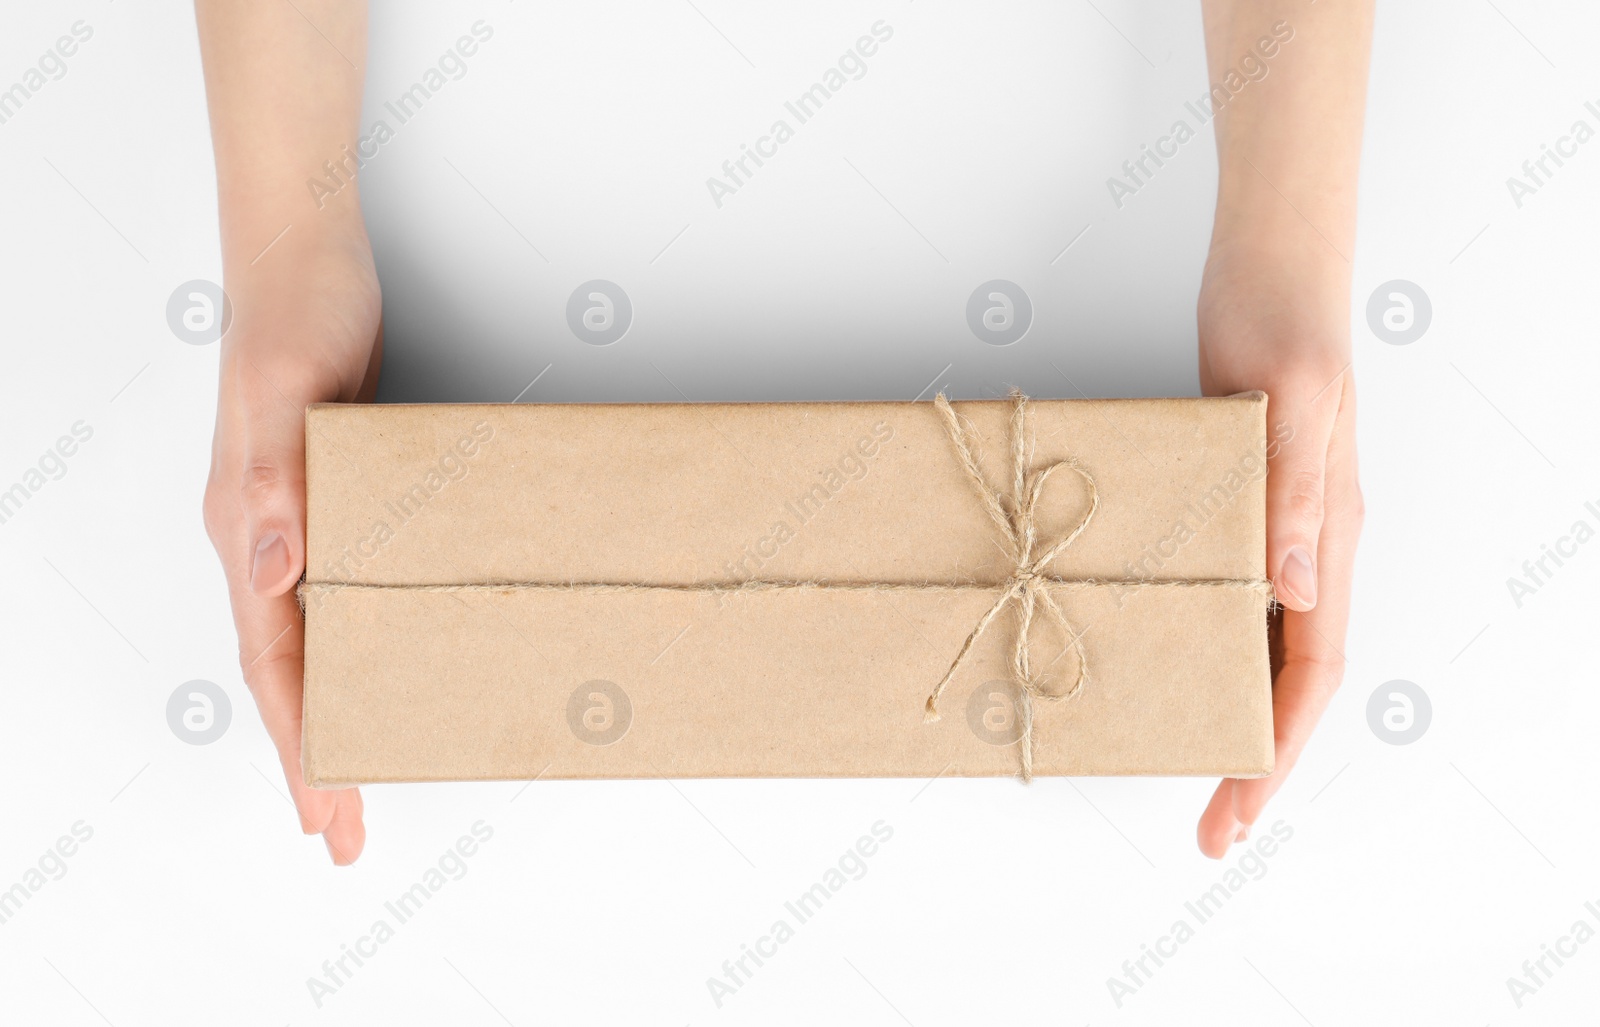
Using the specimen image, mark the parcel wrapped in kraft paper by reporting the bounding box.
[300,392,1277,785]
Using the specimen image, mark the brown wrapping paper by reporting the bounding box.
[301,395,1274,785]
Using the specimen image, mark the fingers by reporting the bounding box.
[230,581,330,830]
[1232,381,1361,826]
[218,360,370,864]
[1230,650,1345,828]
[230,575,363,862]
[323,790,366,867]
[236,356,366,856]
[1197,778,1243,859]
[1196,376,1360,856]
[1263,365,1346,611]
[237,356,327,597]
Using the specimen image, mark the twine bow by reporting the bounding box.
[922,391,1099,781]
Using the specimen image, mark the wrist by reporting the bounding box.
[219,196,372,284]
[1203,219,1353,302]
[1209,159,1358,269]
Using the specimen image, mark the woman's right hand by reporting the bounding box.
[201,215,383,864]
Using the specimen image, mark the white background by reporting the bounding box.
[2,0,1597,1023]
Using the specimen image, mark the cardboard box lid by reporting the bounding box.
[305,396,1266,589]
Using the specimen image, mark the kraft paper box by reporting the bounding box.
[301,395,1274,786]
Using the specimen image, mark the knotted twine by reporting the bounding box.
[300,391,1273,780]
[920,390,1097,781]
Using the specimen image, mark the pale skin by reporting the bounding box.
[195,0,1368,864]
[1196,0,1371,857]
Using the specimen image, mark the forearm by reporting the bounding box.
[194,0,369,272]
[1201,0,1373,262]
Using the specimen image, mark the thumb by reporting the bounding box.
[1264,374,1341,612]
[238,358,319,597]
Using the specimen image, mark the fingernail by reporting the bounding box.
[1279,547,1317,609]
[1235,825,1249,843]
[251,532,289,595]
